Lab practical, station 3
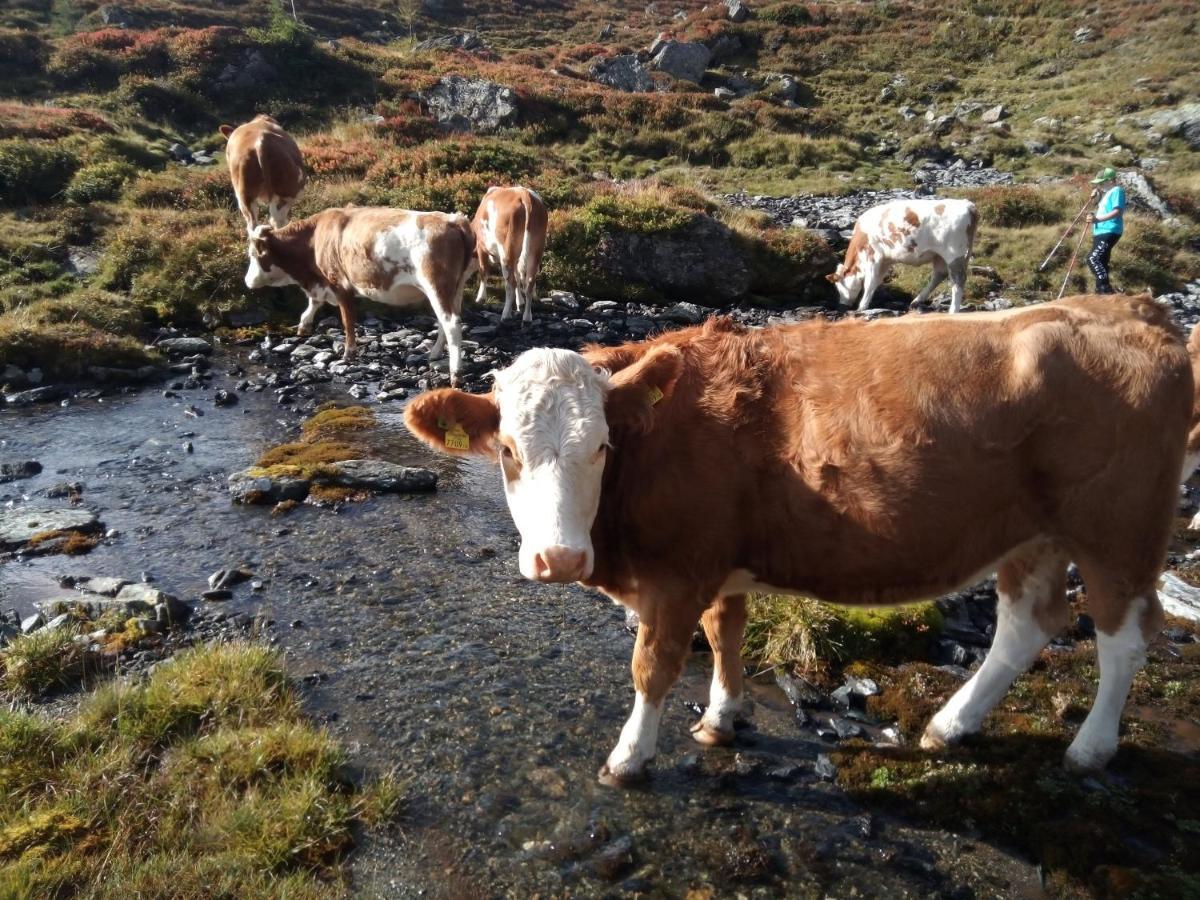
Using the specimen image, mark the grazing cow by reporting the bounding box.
[471,186,548,323]
[828,198,977,313]
[244,206,475,383]
[219,114,306,235]
[406,294,1197,785]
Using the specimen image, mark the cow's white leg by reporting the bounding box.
[922,545,1067,749]
[238,199,257,236]
[499,263,517,321]
[474,276,487,306]
[520,273,535,324]
[692,594,746,745]
[429,329,445,359]
[1065,593,1157,771]
[911,259,948,307]
[425,278,463,384]
[600,604,696,786]
[857,268,884,311]
[297,295,321,336]
[947,257,969,314]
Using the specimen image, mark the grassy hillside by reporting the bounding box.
[0,0,1198,378]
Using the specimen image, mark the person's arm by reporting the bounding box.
[1090,187,1125,222]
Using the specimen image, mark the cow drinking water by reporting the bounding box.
[471,185,548,323]
[219,114,306,235]
[244,206,475,384]
[828,198,977,313]
[406,294,1196,785]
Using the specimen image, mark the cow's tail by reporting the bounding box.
[516,189,535,291]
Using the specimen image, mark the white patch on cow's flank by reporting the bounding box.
[605,691,662,777]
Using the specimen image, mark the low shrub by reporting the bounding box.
[64,161,137,204]
[0,140,79,205]
[967,185,1064,228]
[125,168,232,212]
[110,76,213,129]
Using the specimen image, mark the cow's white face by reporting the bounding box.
[492,350,610,582]
[829,263,864,303]
[245,226,293,290]
[404,344,683,585]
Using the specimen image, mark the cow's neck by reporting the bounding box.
[270,221,324,293]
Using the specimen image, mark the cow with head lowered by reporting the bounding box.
[828,198,977,313]
[219,114,306,235]
[471,185,548,323]
[244,206,475,383]
[406,295,1198,785]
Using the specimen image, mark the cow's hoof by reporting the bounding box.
[597,762,650,789]
[919,722,950,751]
[1063,739,1115,774]
[689,719,735,747]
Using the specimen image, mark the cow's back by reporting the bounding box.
[226,116,303,201]
[589,296,1191,605]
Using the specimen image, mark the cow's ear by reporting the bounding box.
[585,343,648,376]
[605,345,683,434]
[219,124,234,138]
[250,224,273,256]
[405,389,500,458]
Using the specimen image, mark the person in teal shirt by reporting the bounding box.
[1086,166,1125,294]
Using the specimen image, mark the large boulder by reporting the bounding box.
[650,41,711,85]
[1143,102,1200,150]
[419,76,519,133]
[327,460,438,493]
[589,55,654,93]
[215,49,279,92]
[228,470,310,505]
[0,505,100,549]
[594,216,751,305]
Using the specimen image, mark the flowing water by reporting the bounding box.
[0,354,1043,898]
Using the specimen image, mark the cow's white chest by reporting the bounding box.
[364,223,430,306]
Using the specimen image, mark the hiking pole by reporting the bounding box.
[1038,191,1096,272]
[1057,218,1091,300]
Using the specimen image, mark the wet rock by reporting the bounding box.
[4,386,65,407]
[228,469,311,505]
[663,302,706,325]
[527,766,568,798]
[79,576,128,596]
[0,505,99,549]
[213,389,238,407]
[676,753,702,776]
[116,583,191,622]
[831,675,880,708]
[156,337,213,356]
[0,460,42,483]
[326,460,438,493]
[650,41,711,85]
[775,670,826,708]
[814,753,837,781]
[44,612,71,631]
[831,717,863,740]
[589,835,635,881]
[589,54,654,93]
[202,589,233,602]
[21,613,45,634]
[419,76,519,133]
[208,567,253,590]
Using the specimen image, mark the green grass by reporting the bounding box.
[0,627,87,697]
[0,642,404,898]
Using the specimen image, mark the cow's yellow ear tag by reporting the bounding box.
[646,386,664,406]
[444,423,470,451]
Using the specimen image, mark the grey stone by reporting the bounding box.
[590,54,654,93]
[1073,26,1095,43]
[414,32,486,53]
[1117,170,1178,222]
[1024,138,1051,155]
[156,337,213,356]
[116,583,190,622]
[663,302,706,325]
[0,506,99,549]
[979,103,1007,123]
[814,753,837,780]
[326,460,438,493]
[725,0,749,22]
[228,469,311,505]
[419,76,519,133]
[1143,103,1200,151]
[714,86,736,101]
[650,41,711,84]
[4,386,64,407]
[99,4,138,27]
[80,576,128,596]
[168,142,191,161]
[0,460,42,483]
[1159,573,1200,622]
[594,216,752,304]
[44,613,71,631]
[216,49,279,92]
[897,104,918,120]
[21,613,44,634]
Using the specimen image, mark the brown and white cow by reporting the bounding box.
[219,114,306,235]
[471,186,548,323]
[406,294,1196,784]
[828,198,978,313]
[244,206,475,383]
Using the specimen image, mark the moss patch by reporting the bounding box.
[0,643,404,896]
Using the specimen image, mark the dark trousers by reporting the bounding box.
[1087,233,1120,294]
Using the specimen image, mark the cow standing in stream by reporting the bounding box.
[471,185,548,323]
[406,294,1198,785]
[828,198,977,313]
[243,206,475,384]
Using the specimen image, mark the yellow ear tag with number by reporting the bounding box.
[444,423,470,451]
[646,386,664,406]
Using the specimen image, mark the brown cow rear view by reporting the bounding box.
[406,294,1196,784]
[471,186,548,323]
[219,114,305,235]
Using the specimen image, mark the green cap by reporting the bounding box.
[1090,166,1118,184]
